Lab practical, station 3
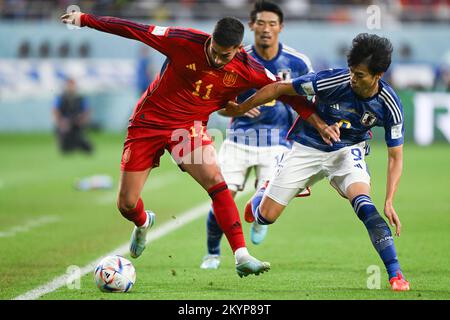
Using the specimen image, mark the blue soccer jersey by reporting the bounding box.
[227,43,313,147]
[289,68,404,152]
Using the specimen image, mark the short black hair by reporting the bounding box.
[213,17,244,47]
[347,33,393,75]
[250,0,284,24]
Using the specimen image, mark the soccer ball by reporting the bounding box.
[94,255,136,293]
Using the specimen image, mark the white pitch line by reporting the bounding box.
[0,216,61,238]
[13,190,251,300]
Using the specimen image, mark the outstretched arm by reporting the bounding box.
[225,81,340,145]
[237,81,295,114]
[61,12,175,56]
[384,145,403,236]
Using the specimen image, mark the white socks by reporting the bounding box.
[234,247,250,264]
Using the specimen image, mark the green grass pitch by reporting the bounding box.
[0,132,449,300]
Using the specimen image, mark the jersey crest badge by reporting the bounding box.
[361,111,377,126]
[223,71,238,87]
[277,68,292,81]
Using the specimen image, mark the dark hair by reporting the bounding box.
[250,0,284,24]
[347,33,393,74]
[213,17,244,47]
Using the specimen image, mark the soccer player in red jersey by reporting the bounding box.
[61,11,340,277]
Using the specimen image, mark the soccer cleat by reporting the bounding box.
[389,272,410,291]
[129,210,155,259]
[244,181,270,223]
[244,200,255,223]
[250,222,268,245]
[235,255,271,278]
[200,254,221,270]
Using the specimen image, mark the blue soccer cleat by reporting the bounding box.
[250,222,268,245]
[236,255,271,278]
[129,210,155,259]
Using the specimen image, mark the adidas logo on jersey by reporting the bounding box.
[186,63,196,71]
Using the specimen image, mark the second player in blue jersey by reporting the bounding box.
[200,1,313,270]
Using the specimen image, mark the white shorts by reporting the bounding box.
[218,140,289,192]
[266,141,371,206]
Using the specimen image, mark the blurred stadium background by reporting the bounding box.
[1,0,450,137]
[1,0,450,300]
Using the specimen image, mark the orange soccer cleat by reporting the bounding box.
[244,200,255,223]
[389,272,410,291]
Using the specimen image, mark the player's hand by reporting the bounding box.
[244,107,261,118]
[60,11,83,27]
[318,122,340,146]
[384,202,401,236]
[224,101,245,117]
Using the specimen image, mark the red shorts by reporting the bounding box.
[121,123,213,172]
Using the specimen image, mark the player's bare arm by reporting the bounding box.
[225,80,340,145]
[218,107,261,118]
[239,81,295,114]
[385,145,403,236]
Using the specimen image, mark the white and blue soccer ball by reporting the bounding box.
[94,255,136,293]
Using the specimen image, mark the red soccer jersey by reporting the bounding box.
[81,14,315,129]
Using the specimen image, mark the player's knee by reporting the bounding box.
[117,195,139,214]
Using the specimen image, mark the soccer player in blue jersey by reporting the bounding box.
[231,33,410,291]
[200,0,313,269]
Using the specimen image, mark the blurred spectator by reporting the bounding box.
[0,0,448,22]
[136,46,154,95]
[78,41,91,58]
[53,78,94,154]
[39,41,51,58]
[58,41,70,58]
[17,40,31,58]
[388,43,437,90]
[398,42,413,63]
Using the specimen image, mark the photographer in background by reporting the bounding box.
[53,78,93,154]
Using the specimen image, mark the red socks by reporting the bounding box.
[208,182,246,252]
[119,197,147,227]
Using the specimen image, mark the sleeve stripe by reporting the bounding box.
[247,56,265,71]
[243,44,253,52]
[317,79,350,91]
[167,36,204,45]
[317,73,350,85]
[167,34,205,44]
[317,76,350,90]
[281,47,313,71]
[380,94,400,124]
[168,30,208,43]
[380,89,403,124]
[381,89,403,123]
[96,16,149,32]
[168,29,208,40]
[237,53,265,73]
